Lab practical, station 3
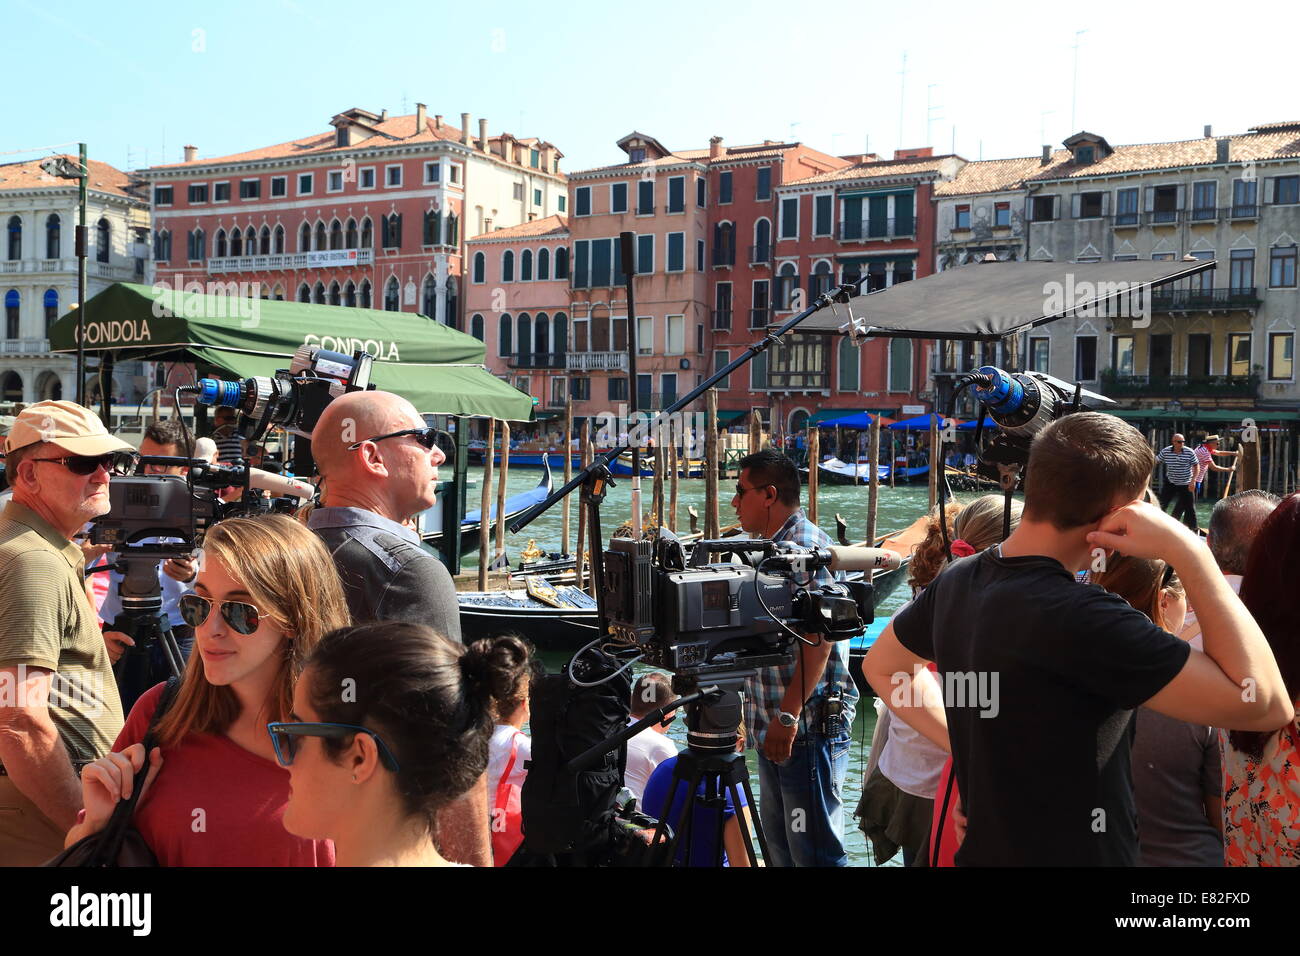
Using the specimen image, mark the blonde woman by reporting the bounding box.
[64,515,351,866]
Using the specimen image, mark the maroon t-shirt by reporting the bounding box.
[115,682,334,867]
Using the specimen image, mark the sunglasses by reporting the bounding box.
[31,450,138,476]
[177,593,264,634]
[735,481,771,497]
[266,722,401,772]
[1160,563,1176,589]
[347,427,440,452]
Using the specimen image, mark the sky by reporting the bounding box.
[5,0,1297,175]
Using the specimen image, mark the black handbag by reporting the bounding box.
[44,677,182,868]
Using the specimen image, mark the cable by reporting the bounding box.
[566,636,642,688]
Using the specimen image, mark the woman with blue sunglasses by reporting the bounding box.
[64,515,351,865]
[275,623,530,866]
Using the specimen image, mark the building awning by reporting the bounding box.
[807,408,873,425]
[1107,408,1300,423]
[716,408,749,426]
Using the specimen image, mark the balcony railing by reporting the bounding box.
[506,351,567,369]
[207,248,375,274]
[1228,203,1259,220]
[711,309,733,331]
[711,247,735,267]
[0,258,80,274]
[634,391,679,410]
[1151,287,1260,311]
[768,336,830,391]
[1100,370,1259,398]
[0,338,51,355]
[566,351,627,372]
[749,244,772,264]
[749,307,773,328]
[838,218,916,241]
[1143,209,1182,226]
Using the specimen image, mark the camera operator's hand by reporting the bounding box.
[763,722,797,764]
[102,630,134,664]
[1086,500,1199,564]
[77,538,113,567]
[163,555,196,583]
[76,744,163,838]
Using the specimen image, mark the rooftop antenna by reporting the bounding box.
[789,121,800,143]
[1071,30,1087,131]
[926,84,942,148]
[897,51,908,149]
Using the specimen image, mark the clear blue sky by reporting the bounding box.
[7,0,1296,175]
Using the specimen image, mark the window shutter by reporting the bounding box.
[1101,192,1111,216]
[1175,184,1186,210]
[1143,187,1155,212]
[1071,194,1082,219]
[1051,196,1060,220]
[1264,177,1276,204]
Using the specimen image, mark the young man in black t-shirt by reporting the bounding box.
[862,412,1292,866]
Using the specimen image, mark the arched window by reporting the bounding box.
[229,229,242,256]
[344,281,356,307]
[754,218,771,261]
[44,289,58,334]
[329,281,341,306]
[521,249,533,281]
[7,216,21,261]
[189,229,205,261]
[313,282,326,305]
[154,229,171,263]
[259,226,271,255]
[245,227,256,255]
[46,214,60,259]
[274,225,285,254]
[360,217,373,249]
[472,251,485,284]
[535,311,549,358]
[776,261,798,309]
[314,222,326,252]
[555,246,569,279]
[714,221,735,264]
[330,220,343,250]
[215,229,228,258]
[537,247,551,280]
[838,336,859,391]
[359,279,372,309]
[553,312,568,356]
[471,313,484,341]
[96,218,110,263]
[517,313,532,359]
[498,314,513,357]
[446,213,458,246]
[298,283,311,303]
[1,370,22,402]
[446,277,458,329]
[789,409,810,435]
[422,275,437,318]
[424,210,441,246]
[810,259,833,297]
[384,277,400,312]
[272,285,284,301]
[502,250,515,282]
[4,289,19,338]
[344,219,357,249]
[299,222,311,252]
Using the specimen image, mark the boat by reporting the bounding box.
[608,450,706,478]
[416,458,553,554]
[811,457,929,485]
[491,448,588,469]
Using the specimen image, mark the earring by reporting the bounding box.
[352,773,357,782]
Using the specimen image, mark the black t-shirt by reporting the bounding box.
[894,550,1190,866]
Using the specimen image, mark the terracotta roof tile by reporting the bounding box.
[0,156,136,198]
[785,155,960,186]
[933,153,1070,196]
[1026,130,1300,182]
[468,215,568,242]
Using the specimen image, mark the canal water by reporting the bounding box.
[463,466,1218,866]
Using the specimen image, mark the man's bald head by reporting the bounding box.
[313,390,421,478]
[1208,489,1280,575]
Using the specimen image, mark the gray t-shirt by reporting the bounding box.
[308,506,462,642]
[1132,708,1224,866]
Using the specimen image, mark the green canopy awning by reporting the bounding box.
[50,283,534,420]
[1107,408,1300,423]
[716,408,749,425]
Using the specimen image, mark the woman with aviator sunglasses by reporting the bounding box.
[274,622,531,866]
[64,515,351,865]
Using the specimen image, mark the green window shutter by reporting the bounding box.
[889,338,912,391]
[868,196,889,238]
[895,192,914,235]
[843,196,862,238]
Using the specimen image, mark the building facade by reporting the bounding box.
[0,156,150,405]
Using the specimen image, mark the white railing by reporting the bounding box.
[207,248,375,274]
[92,263,135,280]
[0,261,20,273]
[0,338,51,355]
[567,351,628,371]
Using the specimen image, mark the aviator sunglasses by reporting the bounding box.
[177,593,265,635]
[30,450,138,476]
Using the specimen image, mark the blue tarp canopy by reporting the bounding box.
[888,413,955,431]
[819,411,876,429]
[956,416,998,431]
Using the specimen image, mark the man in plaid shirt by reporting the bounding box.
[734,449,859,866]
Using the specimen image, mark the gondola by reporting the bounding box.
[805,457,930,485]
[417,458,553,554]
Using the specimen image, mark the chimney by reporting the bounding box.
[1204,124,1213,138]
[416,103,427,129]
[479,118,489,153]
[380,109,388,122]
[1216,136,1231,164]
[1041,145,1052,166]
[709,136,723,160]
[434,113,443,129]
[461,113,472,146]
[183,144,197,163]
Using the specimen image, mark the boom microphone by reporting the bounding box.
[822,546,903,573]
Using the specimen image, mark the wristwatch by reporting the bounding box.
[778,710,799,728]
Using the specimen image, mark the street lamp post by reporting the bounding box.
[40,144,88,404]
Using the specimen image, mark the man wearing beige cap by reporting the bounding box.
[0,401,134,865]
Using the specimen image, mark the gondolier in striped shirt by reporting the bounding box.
[1192,434,1237,495]
[1156,434,1200,531]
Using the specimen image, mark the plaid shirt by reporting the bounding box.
[742,508,859,748]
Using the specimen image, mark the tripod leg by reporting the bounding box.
[737,769,769,864]
[702,775,727,869]
[725,780,759,868]
[160,627,185,680]
[649,776,684,867]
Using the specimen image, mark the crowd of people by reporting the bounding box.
[0,392,1296,868]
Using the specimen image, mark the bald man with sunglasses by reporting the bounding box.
[0,401,134,864]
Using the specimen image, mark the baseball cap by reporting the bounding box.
[4,401,136,456]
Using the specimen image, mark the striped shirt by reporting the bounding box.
[212,426,245,464]
[1157,446,1198,485]
[1193,445,1214,483]
[741,508,859,748]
